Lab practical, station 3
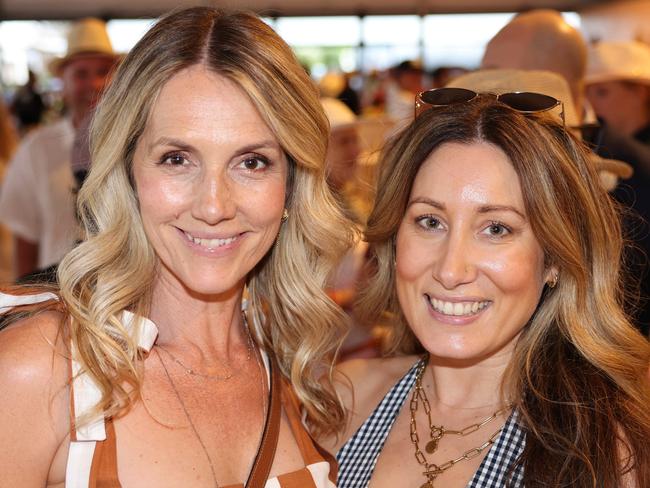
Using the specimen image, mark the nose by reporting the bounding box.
[191,167,236,224]
[432,230,477,289]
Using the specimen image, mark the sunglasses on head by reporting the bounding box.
[414,87,565,125]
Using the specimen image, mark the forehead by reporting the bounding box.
[411,141,525,209]
[63,55,115,73]
[144,65,277,145]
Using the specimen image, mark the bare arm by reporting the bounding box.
[0,313,70,486]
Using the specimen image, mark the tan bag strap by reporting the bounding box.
[245,353,282,488]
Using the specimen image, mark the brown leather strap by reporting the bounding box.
[245,353,282,488]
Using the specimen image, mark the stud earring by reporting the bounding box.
[281,209,289,222]
[547,272,559,288]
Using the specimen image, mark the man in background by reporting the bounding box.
[0,18,118,279]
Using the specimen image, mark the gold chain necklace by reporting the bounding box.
[409,357,511,488]
[157,312,255,380]
[154,310,267,488]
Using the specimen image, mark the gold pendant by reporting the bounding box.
[425,438,438,453]
[419,483,433,488]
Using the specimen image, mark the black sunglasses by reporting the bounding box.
[415,87,565,125]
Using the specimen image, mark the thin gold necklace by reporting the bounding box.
[154,311,267,488]
[410,357,511,487]
[157,313,255,380]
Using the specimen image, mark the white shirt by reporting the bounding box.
[0,118,78,269]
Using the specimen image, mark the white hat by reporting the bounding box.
[585,41,650,86]
[447,68,580,128]
[321,97,357,130]
[49,18,117,75]
[447,68,633,181]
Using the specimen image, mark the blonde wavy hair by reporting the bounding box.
[358,95,650,487]
[57,7,353,436]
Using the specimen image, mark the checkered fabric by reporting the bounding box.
[336,357,525,488]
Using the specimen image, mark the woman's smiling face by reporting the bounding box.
[132,65,287,297]
[395,141,554,364]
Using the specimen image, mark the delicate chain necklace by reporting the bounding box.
[157,313,255,380]
[154,310,267,488]
[409,357,511,488]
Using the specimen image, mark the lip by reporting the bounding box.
[424,293,491,326]
[176,227,245,256]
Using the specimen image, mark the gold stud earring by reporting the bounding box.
[281,209,289,222]
[548,272,559,288]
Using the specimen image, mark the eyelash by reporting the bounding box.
[415,215,513,238]
[157,152,272,171]
[159,151,188,166]
[484,220,512,237]
[239,154,271,171]
[415,214,443,231]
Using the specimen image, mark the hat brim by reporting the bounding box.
[48,51,119,76]
[590,153,633,179]
[585,74,650,86]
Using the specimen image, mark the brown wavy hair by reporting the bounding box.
[358,94,650,487]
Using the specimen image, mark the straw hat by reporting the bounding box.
[319,73,346,98]
[447,68,633,182]
[585,41,650,86]
[49,18,117,75]
[321,97,357,130]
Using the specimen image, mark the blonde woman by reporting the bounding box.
[0,7,352,487]
[328,90,650,487]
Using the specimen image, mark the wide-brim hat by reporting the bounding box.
[585,41,650,86]
[49,17,117,75]
[321,97,358,130]
[447,68,633,181]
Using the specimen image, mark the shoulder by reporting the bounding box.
[0,309,69,395]
[324,355,420,452]
[10,119,73,164]
[0,311,71,484]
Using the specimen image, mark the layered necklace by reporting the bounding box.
[155,310,266,488]
[409,357,511,488]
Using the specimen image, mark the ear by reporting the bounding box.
[544,266,559,289]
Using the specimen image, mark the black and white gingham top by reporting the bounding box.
[336,357,525,487]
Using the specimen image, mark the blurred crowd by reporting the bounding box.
[0,9,649,352]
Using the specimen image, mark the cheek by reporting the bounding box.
[486,247,546,299]
[135,171,192,222]
[395,225,431,285]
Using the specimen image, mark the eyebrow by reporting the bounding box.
[148,137,282,155]
[408,197,527,219]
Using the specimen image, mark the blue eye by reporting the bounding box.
[416,215,443,231]
[484,221,511,237]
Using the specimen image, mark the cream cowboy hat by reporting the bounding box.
[447,68,633,182]
[49,18,117,75]
[586,41,650,86]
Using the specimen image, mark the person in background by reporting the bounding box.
[0,18,118,279]
[385,60,426,127]
[0,7,353,487]
[481,8,650,337]
[322,97,381,360]
[585,41,650,145]
[0,98,18,284]
[10,70,47,136]
[329,90,650,488]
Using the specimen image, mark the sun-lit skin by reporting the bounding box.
[132,65,287,302]
[395,141,555,365]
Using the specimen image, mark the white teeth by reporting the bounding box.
[429,296,489,316]
[184,232,237,249]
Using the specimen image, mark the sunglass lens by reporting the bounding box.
[419,87,477,106]
[498,92,559,113]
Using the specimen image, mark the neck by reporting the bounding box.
[149,275,248,358]
[424,349,513,412]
